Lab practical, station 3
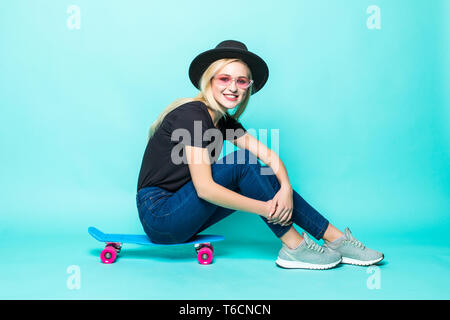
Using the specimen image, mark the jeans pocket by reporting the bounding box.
[138,187,172,211]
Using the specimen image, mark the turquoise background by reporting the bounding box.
[1,0,448,299]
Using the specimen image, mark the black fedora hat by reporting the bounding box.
[189,40,269,95]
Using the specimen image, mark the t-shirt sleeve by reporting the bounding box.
[221,114,247,141]
[170,103,211,148]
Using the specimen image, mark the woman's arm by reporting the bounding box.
[184,145,274,218]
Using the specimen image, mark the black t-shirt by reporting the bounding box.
[137,100,247,193]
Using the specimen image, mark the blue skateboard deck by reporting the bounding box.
[88,226,225,264]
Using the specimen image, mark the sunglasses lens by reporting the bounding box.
[217,75,231,85]
[237,78,250,89]
[214,75,252,89]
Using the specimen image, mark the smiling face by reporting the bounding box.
[211,61,251,111]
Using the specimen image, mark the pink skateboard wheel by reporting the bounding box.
[100,246,117,264]
[201,243,213,253]
[197,247,213,265]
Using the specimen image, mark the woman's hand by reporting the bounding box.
[267,185,293,226]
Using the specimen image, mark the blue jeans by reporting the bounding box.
[136,149,329,244]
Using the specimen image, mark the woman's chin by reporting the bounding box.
[220,100,239,109]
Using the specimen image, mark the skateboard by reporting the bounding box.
[88,227,225,265]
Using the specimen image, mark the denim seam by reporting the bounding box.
[149,196,173,217]
[156,190,197,217]
[316,219,330,240]
[142,197,165,214]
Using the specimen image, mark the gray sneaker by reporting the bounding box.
[324,227,384,266]
[276,232,342,270]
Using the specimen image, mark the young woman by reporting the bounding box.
[136,40,384,269]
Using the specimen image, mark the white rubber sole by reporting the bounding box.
[275,258,342,270]
[341,255,384,266]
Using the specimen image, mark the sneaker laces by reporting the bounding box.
[343,228,366,249]
[345,238,365,249]
[306,241,325,253]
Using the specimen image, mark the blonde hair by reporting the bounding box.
[147,58,253,142]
